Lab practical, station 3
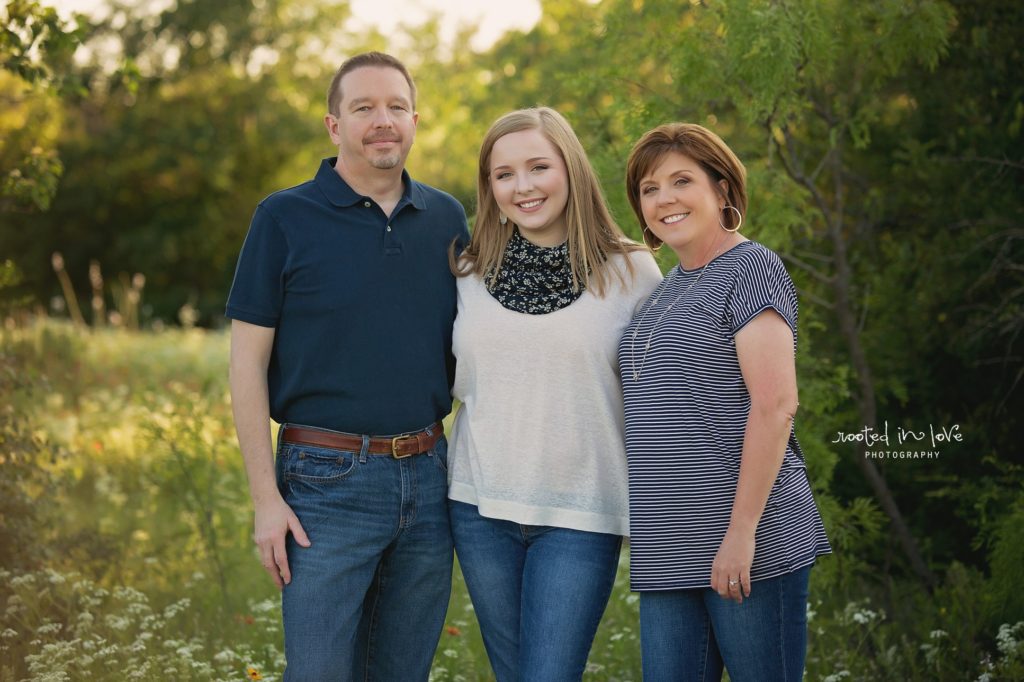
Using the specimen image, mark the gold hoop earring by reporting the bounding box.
[720,206,742,233]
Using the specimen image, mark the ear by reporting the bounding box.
[324,114,341,145]
[717,178,730,207]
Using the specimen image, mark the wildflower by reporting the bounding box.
[996,621,1024,657]
[247,666,263,680]
[445,626,462,636]
[105,615,131,631]
[252,599,278,614]
[36,622,63,636]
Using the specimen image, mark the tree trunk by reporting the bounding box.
[825,159,937,588]
[777,126,937,588]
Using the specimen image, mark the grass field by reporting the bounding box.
[2,321,1021,681]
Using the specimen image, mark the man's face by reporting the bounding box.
[325,66,418,173]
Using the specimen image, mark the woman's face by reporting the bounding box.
[489,129,570,247]
[638,151,727,258]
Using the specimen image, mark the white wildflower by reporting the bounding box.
[822,671,851,682]
[996,621,1024,657]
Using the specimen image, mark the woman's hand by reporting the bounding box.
[711,523,756,603]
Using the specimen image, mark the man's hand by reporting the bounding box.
[254,494,311,590]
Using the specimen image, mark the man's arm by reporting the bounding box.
[229,319,310,590]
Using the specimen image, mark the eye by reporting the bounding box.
[674,176,690,186]
[493,171,512,180]
[390,105,408,111]
[530,164,549,173]
[641,185,657,196]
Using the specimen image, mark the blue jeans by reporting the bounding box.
[276,424,453,681]
[449,500,622,682]
[639,564,813,682]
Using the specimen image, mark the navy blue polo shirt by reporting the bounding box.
[226,157,469,435]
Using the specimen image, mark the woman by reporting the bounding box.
[618,123,832,681]
[447,107,662,681]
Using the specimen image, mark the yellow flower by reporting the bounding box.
[246,667,263,680]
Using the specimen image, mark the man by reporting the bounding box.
[226,51,468,681]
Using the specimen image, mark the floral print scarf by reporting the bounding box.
[484,229,585,315]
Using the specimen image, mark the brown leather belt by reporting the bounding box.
[280,422,443,459]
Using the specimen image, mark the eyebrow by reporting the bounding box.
[491,156,554,171]
[347,96,411,108]
[640,168,697,184]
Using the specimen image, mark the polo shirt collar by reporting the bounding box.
[316,157,426,210]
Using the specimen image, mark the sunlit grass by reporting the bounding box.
[2,320,1022,681]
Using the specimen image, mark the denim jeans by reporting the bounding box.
[276,424,453,682]
[449,500,622,682]
[639,564,813,682]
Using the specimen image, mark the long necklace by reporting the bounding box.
[629,238,726,381]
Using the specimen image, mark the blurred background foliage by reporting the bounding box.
[2,0,1023,679]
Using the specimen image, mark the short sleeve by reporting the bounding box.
[225,204,288,327]
[725,246,798,337]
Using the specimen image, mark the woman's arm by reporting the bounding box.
[710,309,799,603]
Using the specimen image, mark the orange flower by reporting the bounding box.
[246,666,263,680]
[446,626,462,636]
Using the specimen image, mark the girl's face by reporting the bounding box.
[489,129,570,247]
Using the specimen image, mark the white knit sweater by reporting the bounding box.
[448,249,663,535]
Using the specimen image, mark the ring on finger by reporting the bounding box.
[728,578,739,587]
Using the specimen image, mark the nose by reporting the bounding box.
[655,188,675,206]
[372,106,394,128]
[514,172,533,193]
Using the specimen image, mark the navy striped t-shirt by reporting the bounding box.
[618,240,831,591]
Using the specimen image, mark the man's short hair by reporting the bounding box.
[326,51,417,115]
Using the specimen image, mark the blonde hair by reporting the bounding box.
[625,123,747,250]
[451,107,645,296]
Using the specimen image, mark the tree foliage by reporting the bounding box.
[0,1,89,212]
[0,0,1020,628]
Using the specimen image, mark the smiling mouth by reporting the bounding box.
[662,212,690,224]
[516,198,545,210]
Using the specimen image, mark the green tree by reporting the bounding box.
[585,0,958,586]
[2,0,374,323]
[0,1,88,211]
